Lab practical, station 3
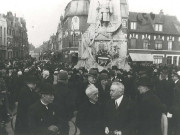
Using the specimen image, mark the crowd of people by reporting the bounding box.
[0,59,180,135]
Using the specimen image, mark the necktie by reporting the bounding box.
[115,101,118,109]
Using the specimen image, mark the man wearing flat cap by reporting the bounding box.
[28,83,59,135]
[136,77,166,135]
[76,84,104,135]
[15,76,40,135]
[169,71,180,135]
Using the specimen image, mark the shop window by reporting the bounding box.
[173,56,177,65]
[167,56,172,64]
[154,56,163,64]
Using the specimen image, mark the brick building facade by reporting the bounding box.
[128,11,180,65]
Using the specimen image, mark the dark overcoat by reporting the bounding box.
[105,96,137,135]
[28,100,58,135]
[170,80,180,135]
[137,91,164,135]
[15,84,40,135]
[76,100,104,135]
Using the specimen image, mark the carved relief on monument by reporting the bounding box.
[76,0,130,71]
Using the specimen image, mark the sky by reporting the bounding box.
[0,0,180,48]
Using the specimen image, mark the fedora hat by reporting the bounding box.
[88,69,98,77]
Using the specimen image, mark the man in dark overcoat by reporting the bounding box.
[169,71,180,135]
[76,84,104,135]
[105,82,137,135]
[54,71,71,135]
[136,76,165,135]
[15,76,40,135]
[28,83,59,135]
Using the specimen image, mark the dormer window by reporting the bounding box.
[154,24,163,32]
[130,22,137,30]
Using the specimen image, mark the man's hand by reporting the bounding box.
[48,125,59,133]
[114,130,122,135]
[105,127,109,134]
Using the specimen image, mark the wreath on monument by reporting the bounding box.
[96,50,111,66]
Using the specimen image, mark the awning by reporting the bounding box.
[129,53,153,62]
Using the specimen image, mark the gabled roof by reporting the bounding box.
[129,12,180,35]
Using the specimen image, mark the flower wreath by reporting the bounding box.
[96,50,111,66]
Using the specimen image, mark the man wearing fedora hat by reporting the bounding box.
[87,68,98,85]
[78,68,99,107]
[28,83,59,135]
[136,77,166,135]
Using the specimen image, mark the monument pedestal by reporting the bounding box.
[75,0,130,71]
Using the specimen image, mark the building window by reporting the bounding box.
[168,41,172,50]
[130,22,137,30]
[4,28,6,37]
[0,37,2,45]
[155,40,162,50]
[179,57,180,65]
[154,24,163,31]
[143,40,149,49]
[4,38,5,45]
[173,56,177,65]
[167,56,172,64]
[154,56,163,64]
[71,16,79,30]
[130,38,136,49]
[0,27,2,37]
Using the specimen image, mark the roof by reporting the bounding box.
[129,53,153,62]
[64,0,89,19]
[129,12,180,35]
